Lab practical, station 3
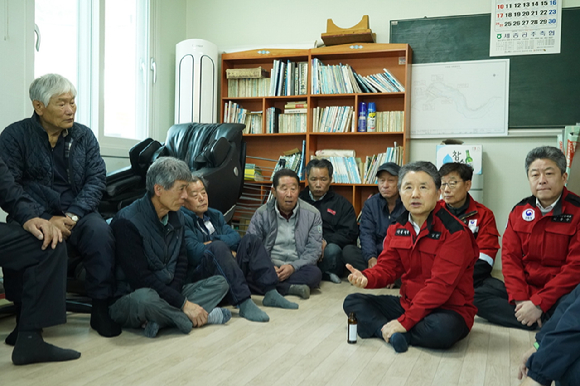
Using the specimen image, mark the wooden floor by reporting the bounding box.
[0,281,536,386]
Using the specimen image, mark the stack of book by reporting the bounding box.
[271,147,304,178]
[226,67,271,98]
[311,58,404,94]
[244,163,265,181]
[243,112,263,134]
[362,146,404,184]
[223,101,248,124]
[357,69,405,93]
[311,150,361,184]
[312,106,355,132]
[375,111,405,132]
[269,60,308,96]
[265,107,281,133]
[278,114,307,133]
[278,101,307,134]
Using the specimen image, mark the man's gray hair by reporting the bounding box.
[190,174,208,190]
[397,161,441,190]
[146,157,193,195]
[525,146,567,175]
[29,74,77,106]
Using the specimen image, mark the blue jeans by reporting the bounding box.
[318,243,344,277]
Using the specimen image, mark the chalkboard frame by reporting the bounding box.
[390,8,580,129]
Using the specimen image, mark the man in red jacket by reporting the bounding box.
[475,146,580,330]
[439,163,500,287]
[343,161,478,353]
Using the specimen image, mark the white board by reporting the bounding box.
[410,59,510,138]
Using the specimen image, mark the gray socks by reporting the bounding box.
[207,308,232,325]
[288,284,311,299]
[328,273,342,284]
[263,289,299,309]
[143,321,160,338]
[239,299,270,322]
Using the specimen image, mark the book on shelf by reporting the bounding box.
[268,60,308,97]
[228,78,270,97]
[362,145,404,184]
[244,163,265,181]
[309,155,361,184]
[226,67,269,79]
[382,68,405,91]
[266,107,282,133]
[298,139,306,180]
[224,101,248,124]
[283,108,307,114]
[278,113,307,133]
[373,111,404,132]
[312,106,353,133]
[315,149,356,157]
[285,101,307,108]
[271,149,304,179]
[243,111,263,134]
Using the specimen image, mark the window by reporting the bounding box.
[35,0,151,155]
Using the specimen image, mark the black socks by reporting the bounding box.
[12,330,80,365]
[90,298,122,337]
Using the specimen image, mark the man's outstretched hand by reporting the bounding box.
[346,264,368,288]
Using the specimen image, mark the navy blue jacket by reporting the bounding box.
[359,193,405,262]
[0,155,43,225]
[0,113,106,219]
[527,283,580,385]
[111,195,188,309]
[299,188,358,248]
[182,206,241,267]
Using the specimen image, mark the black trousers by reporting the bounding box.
[4,212,116,300]
[343,293,470,350]
[236,234,322,296]
[474,277,562,330]
[473,259,493,288]
[0,223,68,331]
[342,245,367,272]
[189,234,282,305]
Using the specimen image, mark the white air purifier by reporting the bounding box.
[175,39,218,124]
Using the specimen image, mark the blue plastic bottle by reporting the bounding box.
[367,102,376,132]
[358,102,367,132]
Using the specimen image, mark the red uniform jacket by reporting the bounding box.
[440,195,500,265]
[502,187,580,312]
[363,202,479,331]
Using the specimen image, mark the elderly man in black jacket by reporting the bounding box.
[0,74,120,338]
[0,155,80,365]
[109,157,231,338]
[299,158,359,283]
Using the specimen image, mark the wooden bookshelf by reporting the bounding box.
[221,43,412,216]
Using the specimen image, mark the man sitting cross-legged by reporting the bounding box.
[246,168,323,300]
[109,157,231,338]
[343,161,479,353]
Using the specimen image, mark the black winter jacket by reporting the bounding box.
[0,155,42,225]
[0,113,106,219]
[299,187,358,248]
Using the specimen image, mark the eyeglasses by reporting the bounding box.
[440,180,462,189]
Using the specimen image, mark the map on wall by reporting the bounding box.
[410,59,509,138]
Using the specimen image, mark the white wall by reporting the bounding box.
[0,0,34,131]
[183,0,579,270]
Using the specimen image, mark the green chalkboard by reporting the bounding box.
[390,8,580,128]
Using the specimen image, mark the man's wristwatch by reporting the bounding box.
[65,212,79,222]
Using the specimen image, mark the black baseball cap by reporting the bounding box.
[376,162,400,177]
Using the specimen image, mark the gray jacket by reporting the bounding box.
[246,198,322,271]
